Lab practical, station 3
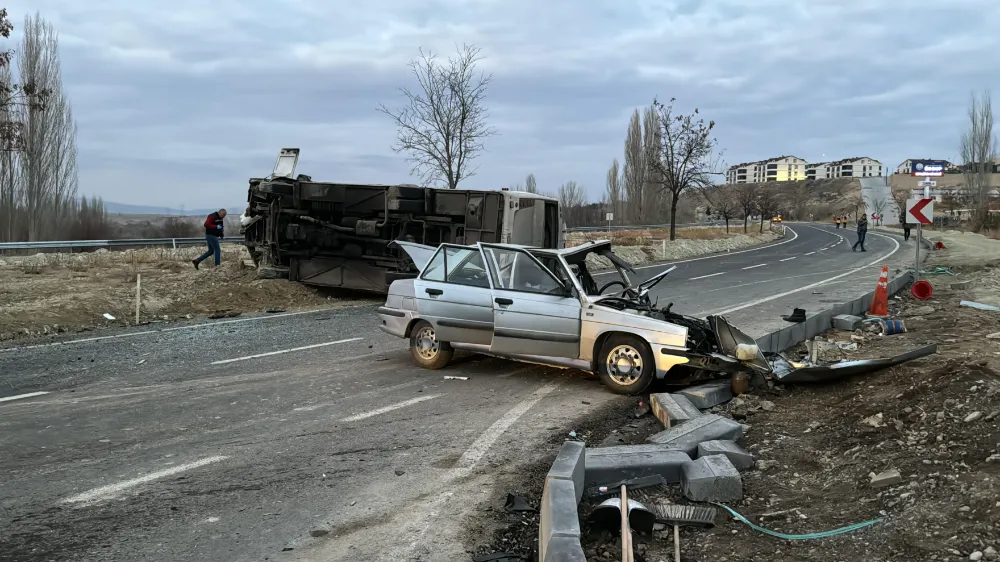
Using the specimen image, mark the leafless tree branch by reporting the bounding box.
[376,44,497,189]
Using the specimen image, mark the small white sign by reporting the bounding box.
[918,179,936,187]
[605,213,614,221]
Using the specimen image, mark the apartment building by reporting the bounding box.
[805,162,831,180]
[824,157,882,178]
[725,155,807,184]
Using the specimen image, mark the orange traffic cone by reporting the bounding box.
[868,266,889,317]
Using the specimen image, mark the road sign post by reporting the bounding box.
[906,197,935,281]
[605,212,614,234]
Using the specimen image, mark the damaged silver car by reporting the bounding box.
[377,240,770,394]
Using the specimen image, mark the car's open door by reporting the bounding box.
[481,244,582,359]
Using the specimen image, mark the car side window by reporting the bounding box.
[486,248,566,295]
[421,248,446,281]
[444,247,490,288]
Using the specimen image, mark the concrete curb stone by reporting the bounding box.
[539,477,582,562]
[697,440,755,471]
[649,393,702,427]
[681,455,744,502]
[547,440,586,503]
[646,414,744,456]
[676,379,733,409]
[584,444,691,485]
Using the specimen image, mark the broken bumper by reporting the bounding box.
[377,306,411,338]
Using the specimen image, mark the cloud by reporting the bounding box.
[2,0,999,206]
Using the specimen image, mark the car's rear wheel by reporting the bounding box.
[597,334,655,395]
[409,320,454,370]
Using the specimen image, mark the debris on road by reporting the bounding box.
[503,494,535,513]
[443,375,468,381]
[102,313,116,320]
[869,468,902,488]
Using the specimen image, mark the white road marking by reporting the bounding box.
[595,226,800,276]
[454,381,561,469]
[62,455,228,504]
[293,380,425,412]
[211,337,362,365]
[339,394,441,422]
[0,307,354,353]
[779,257,797,262]
[710,231,900,316]
[689,272,725,280]
[742,263,767,270]
[804,251,815,255]
[0,391,50,403]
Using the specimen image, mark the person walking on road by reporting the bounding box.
[193,209,227,269]
[852,215,868,252]
[834,215,840,229]
[900,213,911,241]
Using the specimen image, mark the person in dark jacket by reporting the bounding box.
[900,212,911,241]
[851,215,868,252]
[193,209,227,269]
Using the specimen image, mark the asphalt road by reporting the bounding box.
[0,223,913,562]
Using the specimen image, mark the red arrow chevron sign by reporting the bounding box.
[906,198,934,224]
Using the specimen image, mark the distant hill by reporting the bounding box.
[103,202,245,216]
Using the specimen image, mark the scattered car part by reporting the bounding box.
[768,344,937,383]
[782,308,806,323]
[503,494,534,513]
[588,495,657,535]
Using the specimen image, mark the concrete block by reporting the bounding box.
[646,414,744,456]
[546,440,585,503]
[697,440,755,471]
[543,536,587,562]
[539,477,581,562]
[681,455,743,502]
[951,281,972,290]
[676,379,733,409]
[870,468,902,489]
[832,314,863,331]
[584,444,691,485]
[649,393,702,428]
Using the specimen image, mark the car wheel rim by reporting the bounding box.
[606,345,643,386]
[415,326,439,359]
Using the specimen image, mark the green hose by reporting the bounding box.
[919,267,955,275]
[714,504,883,540]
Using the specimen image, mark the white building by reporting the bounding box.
[726,155,807,184]
[825,157,882,178]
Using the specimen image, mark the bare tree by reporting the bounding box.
[871,198,888,226]
[558,180,587,227]
[621,109,645,224]
[647,97,720,240]
[605,158,620,223]
[734,182,759,232]
[642,106,663,222]
[0,8,48,152]
[960,89,996,231]
[524,173,537,194]
[755,184,779,233]
[697,183,739,232]
[890,188,910,224]
[377,44,496,189]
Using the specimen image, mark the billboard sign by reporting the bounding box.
[911,160,947,177]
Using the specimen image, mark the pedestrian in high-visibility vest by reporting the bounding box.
[834,216,840,229]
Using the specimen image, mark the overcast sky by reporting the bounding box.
[5,0,999,207]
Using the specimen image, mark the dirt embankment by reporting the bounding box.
[0,246,377,341]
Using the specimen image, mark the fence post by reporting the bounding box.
[135,273,141,325]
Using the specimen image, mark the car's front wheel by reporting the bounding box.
[409,320,454,370]
[597,334,655,395]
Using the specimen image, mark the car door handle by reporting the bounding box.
[494,297,513,306]
[425,288,443,296]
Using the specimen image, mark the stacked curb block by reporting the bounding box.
[537,230,919,560]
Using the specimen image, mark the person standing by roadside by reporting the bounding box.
[193,209,227,269]
[834,215,841,229]
[852,215,868,252]
[900,212,911,241]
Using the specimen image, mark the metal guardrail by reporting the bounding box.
[0,238,245,251]
[1,222,725,250]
